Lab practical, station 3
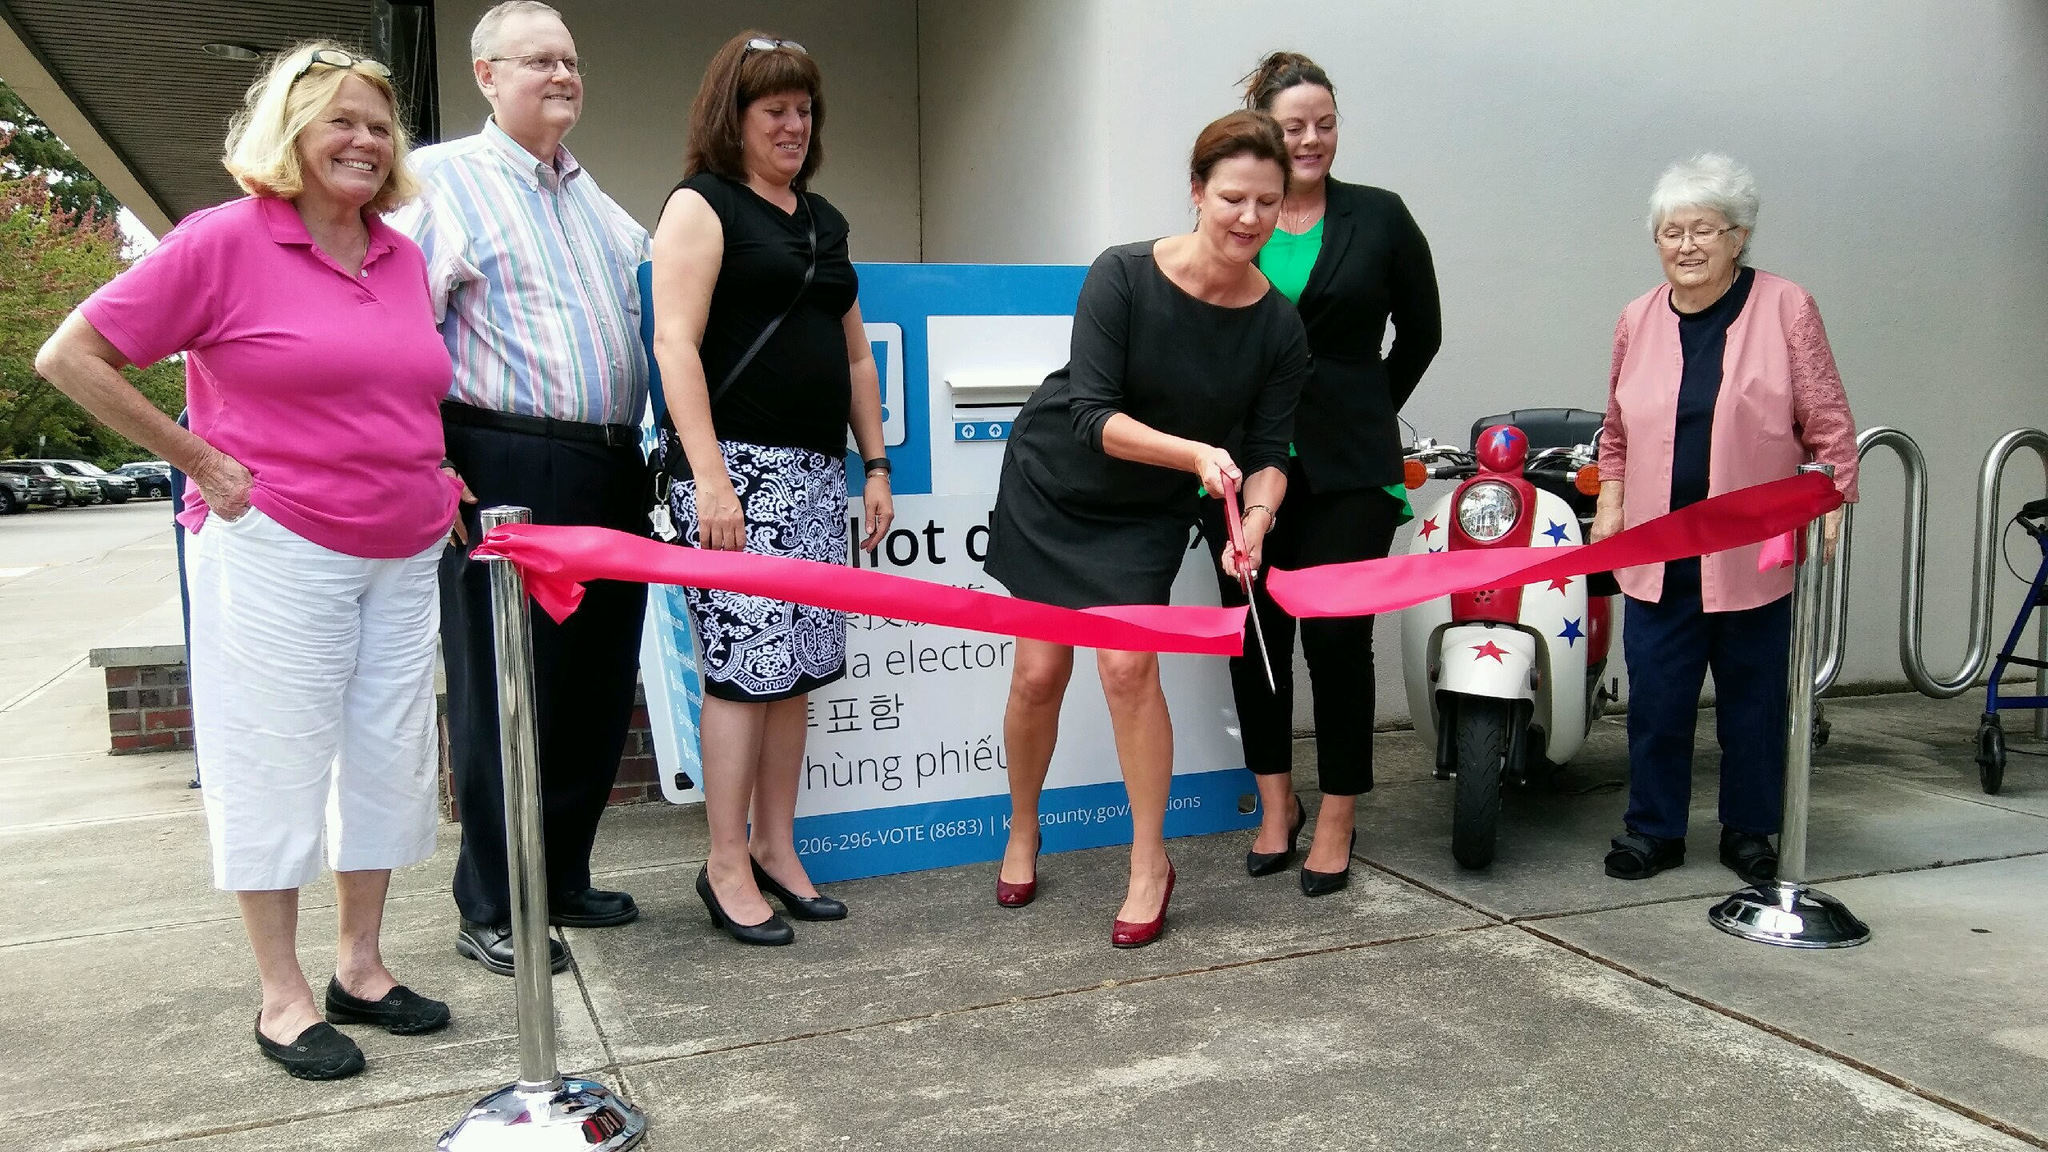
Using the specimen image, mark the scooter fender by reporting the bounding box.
[1436,626,1539,702]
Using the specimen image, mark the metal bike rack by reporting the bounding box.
[1814,426,2048,738]
[440,507,648,1151]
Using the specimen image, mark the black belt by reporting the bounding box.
[442,401,640,448]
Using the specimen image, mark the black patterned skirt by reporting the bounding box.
[671,440,849,702]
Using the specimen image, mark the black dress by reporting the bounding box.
[1196,179,1443,795]
[985,242,1308,610]
[664,173,859,702]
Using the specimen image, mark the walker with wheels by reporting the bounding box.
[1974,497,2048,793]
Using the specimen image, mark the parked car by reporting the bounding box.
[0,470,29,514]
[0,461,95,506]
[25,459,136,504]
[113,461,174,499]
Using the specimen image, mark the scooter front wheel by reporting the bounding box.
[1452,696,1513,869]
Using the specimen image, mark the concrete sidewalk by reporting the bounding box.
[2,516,2045,1150]
[5,684,2045,1150]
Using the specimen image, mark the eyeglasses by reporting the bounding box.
[1654,223,1739,249]
[489,53,583,77]
[292,48,391,83]
[744,37,807,55]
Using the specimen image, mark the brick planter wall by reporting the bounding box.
[104,663,195,754]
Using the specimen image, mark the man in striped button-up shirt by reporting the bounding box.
[390,0,651,978]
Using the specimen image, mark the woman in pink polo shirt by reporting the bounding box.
[36,42,463,1081]
[1590,153,1858,886]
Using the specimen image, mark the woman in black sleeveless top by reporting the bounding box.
[650,32,893,946]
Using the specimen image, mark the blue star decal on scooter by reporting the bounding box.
[1558,617,1584,647]
[1542,520,1570,544]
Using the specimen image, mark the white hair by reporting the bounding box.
[1647,152,1759,262]
[471,1,563,61]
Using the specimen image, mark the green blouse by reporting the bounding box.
[1258,223,1413,521]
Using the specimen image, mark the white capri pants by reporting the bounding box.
[187,507,443,891]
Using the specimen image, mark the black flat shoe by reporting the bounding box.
[1604,831,1686,880]
[751,857,847,921]
[550,887,640,928]
[456,919,571,977]
[324,977,451,1035]
[1300,830,1357,898]
[255,1014,364,1081]
[696,865,794,946]
[1246,794,1306,877]
[1719,827,1778,887]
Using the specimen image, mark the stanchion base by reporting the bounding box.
[439,1078,647,1150]
[1709,883,1870,948]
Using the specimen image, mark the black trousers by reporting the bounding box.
[442,421,649,925]
[1621,589,1792,841]
[1201,475,1403,796]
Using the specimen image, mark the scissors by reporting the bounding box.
[1218,473,1277,693]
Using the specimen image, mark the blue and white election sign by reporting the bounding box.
[643,263,1259,882]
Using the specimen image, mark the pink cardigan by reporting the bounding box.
[1598,269,1859,611]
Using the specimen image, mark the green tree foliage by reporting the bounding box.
[1,85,181,465]
[2,78,120,220]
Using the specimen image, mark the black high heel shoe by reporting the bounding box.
[751,857,847,921]
[695,865,794,946]
[1246,794,1306,877]
[1300,830,1357,898]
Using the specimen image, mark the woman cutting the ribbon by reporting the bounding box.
[984,110,1310,948]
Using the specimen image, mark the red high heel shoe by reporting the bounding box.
[996,846,1040,908]
[1110,860,1175,948]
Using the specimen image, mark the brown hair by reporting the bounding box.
[1189,110,1290,196]
[1240,50,1335,112]
[684,30,825,188]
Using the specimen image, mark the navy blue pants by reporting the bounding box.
[1621,589,1792,841]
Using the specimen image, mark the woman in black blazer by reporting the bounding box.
[1204,52,1442,896]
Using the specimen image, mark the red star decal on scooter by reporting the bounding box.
[1547,576,1572,592]
[1420,516,1439,541]
[1472,641,1509,663]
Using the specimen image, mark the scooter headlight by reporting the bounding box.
[1457,481,1521,543]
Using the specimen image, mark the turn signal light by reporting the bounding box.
[1404,459,1428,489]
[1574,463,1602,496]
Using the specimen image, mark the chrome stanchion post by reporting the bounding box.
[440,507,647,1150]
[1710,465,1872,948]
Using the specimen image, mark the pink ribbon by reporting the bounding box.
[470,525,1249,655]
[1265,471,1842,619]
[471,472,1840,654]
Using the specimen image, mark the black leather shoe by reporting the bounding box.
[696,865,794,945]
[1604,830,1686,880]
[255,1013,364,1080]
[1299,830,1357,898]
[1246,794,1306,877]
[324,977,451,1035]
[550,887,640,928]
[1720,827,1778,887]
[751,857,847,921]
[456,919,571,976]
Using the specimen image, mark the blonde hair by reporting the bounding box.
[222,40,419,213]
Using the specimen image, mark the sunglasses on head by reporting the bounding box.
[744,37,806,56]
[292,48,392,83]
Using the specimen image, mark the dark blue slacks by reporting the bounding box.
[1621,589,1792,841]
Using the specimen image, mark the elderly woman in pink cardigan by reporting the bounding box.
[1590,153,1858,885]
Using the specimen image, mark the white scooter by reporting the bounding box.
[1399,409,1620,869]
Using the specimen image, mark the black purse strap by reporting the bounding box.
[666,193,817,437]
